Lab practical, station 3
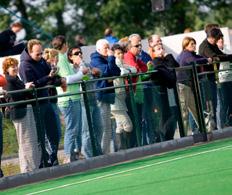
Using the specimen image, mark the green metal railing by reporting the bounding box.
[1,62,231,176]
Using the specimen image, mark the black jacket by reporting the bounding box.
[151,54,179,89]
[198,38,232,80]
[5,74,34,120]
[48,75,62,104]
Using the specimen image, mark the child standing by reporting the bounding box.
[111,44,136,150]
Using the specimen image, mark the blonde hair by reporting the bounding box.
[27,39,41,53]
[182,37,196,50]
[2,57,19,75]
[43,48,59,61]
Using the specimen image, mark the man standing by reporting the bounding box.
[123,34,148,147]
[19,39,60,167]
[90,39,121,154]
[199,28,232,130]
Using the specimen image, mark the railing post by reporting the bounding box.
[32,87,48,166]
[191,63,207,140]
[127,74,141,146]
[81,81,98,156]
[173,69,185,137]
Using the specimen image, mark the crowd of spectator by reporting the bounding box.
[0,23,232,177]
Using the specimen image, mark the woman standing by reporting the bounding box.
[176,36,212,134]
[2,57,40,173]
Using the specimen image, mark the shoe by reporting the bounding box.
[77,152,85,160]
[51,158,59,166]
[39,160,52,168]
[0,168,4,178]
[73,149,85,160]
[63,155,71,164]
[50,154,59,166]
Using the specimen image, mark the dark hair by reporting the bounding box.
[111,44,125,52]
[207,28,223,40]
[67,46,82,63]
[51,35,66,50]
[104,28,113,36]
[204,23,220,34]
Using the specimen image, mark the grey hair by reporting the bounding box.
[96,39,109,51]
[128,34,141,41]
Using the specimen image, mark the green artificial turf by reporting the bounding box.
[2,138,232,195]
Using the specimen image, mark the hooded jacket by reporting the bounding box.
[19,48,51,101]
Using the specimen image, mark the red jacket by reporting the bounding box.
[123,51,148,90]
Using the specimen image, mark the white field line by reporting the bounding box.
[26,145,232,195]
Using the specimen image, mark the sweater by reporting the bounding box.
[176,50,208,83]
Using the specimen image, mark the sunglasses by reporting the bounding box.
[72,51,82,56]
[133,44,142,48]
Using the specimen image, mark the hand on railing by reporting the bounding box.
[0,89,7,96]
[207,58,213,63]
[91,67,101,77]
[81,67,89,75]
[25,82,35,89]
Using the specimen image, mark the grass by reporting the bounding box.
[2,162,20,176]
[2,118,18,157]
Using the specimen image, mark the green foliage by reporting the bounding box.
[2,118,18,157]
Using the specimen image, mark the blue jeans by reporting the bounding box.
[189,112,198,134]
[81,102,103,158]
[217,82,232,129]
[51,103,62,141]
[59,99,82,159]
[45,103,62,162]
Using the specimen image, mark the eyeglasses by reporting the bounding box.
[72,51,83,56]
[133,44,142,48]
